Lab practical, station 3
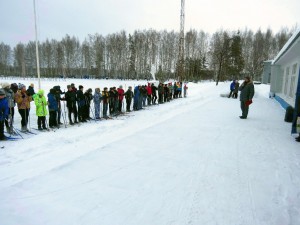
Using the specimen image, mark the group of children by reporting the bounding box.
[0,81,188,140]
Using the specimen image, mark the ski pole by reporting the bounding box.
[90,102,96,122]
[62,100,67,128]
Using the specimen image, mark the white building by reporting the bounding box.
[270,29,300,109]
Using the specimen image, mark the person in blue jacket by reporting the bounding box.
[0,89,9,140]
[47,88,58,128]
[228,80,236,98]
[133,86,140,111]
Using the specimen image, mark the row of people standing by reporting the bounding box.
[0,81,188,139]
[0,83,35,139]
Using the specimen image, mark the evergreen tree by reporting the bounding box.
[229,32,244,79]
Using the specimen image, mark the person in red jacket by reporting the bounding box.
[146,83,152,105]
[117,85,124,113]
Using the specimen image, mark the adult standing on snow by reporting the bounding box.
[34,90,48,130]
[15,84,32,132]
[239,76,255,119]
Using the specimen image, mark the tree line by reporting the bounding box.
[0,27,296,82]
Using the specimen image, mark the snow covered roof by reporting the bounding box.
[272,28,300,65]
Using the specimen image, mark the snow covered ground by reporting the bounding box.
[0,79,300,225]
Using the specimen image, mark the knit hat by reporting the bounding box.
[79,85,83,89]
[1,82,10,88]
[18,83,26,90]
[0,89,6,96]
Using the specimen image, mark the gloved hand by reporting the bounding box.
[245,99,253,106]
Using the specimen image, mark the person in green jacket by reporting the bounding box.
[239,76,255,119]
[34,90,48,130]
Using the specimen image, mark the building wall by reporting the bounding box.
[270,65,283,93]
[262,61,272,84]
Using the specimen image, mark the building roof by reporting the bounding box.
[272,28,300,65]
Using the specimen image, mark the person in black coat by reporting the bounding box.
[124,86,134,112]
[26,83,36,97]
[53,85,65,125]
[151,83,157,104]
[76,85,86,122]
[239,76,255,119]
[65,85,78,124]
[84,88,93,120]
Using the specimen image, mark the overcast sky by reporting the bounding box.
[1,0,299,47]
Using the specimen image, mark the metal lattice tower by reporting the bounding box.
[178,0,185,82]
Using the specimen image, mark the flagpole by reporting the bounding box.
[33,0,41,90]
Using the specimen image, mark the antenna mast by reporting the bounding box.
[33,0,41,89]
[178,0,185,82]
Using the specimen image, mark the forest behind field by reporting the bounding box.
[0,26,297,82]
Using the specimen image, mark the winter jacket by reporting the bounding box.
[4,88,15,108]
[158,85,164,94]
[15,90,32,109]
[84,91,93,106]
[34,90,48,116]
[239,81,255,101]
[27,86,36,99]
[230,81,236,91]
[76,90,85,107]
[141,87,147,97]
[233,82,240,94]
[65,90,77,108]
[0,98,9,121]
[146,85,152,95]
[93,91,102,104]
[177,82,182,91]
[118,88,125,101]
[125,89,134,100]
[47,92,58,111]
[151,85,157,96]
[134,86,140,102]
[102,91,109,104]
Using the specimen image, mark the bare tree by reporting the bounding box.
[0,43,12,75]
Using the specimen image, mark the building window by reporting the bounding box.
[284,66,290,95]
[292,63,297,74]
[289,76,296,98]
[284,75,288,95]
[286,66,290,75]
